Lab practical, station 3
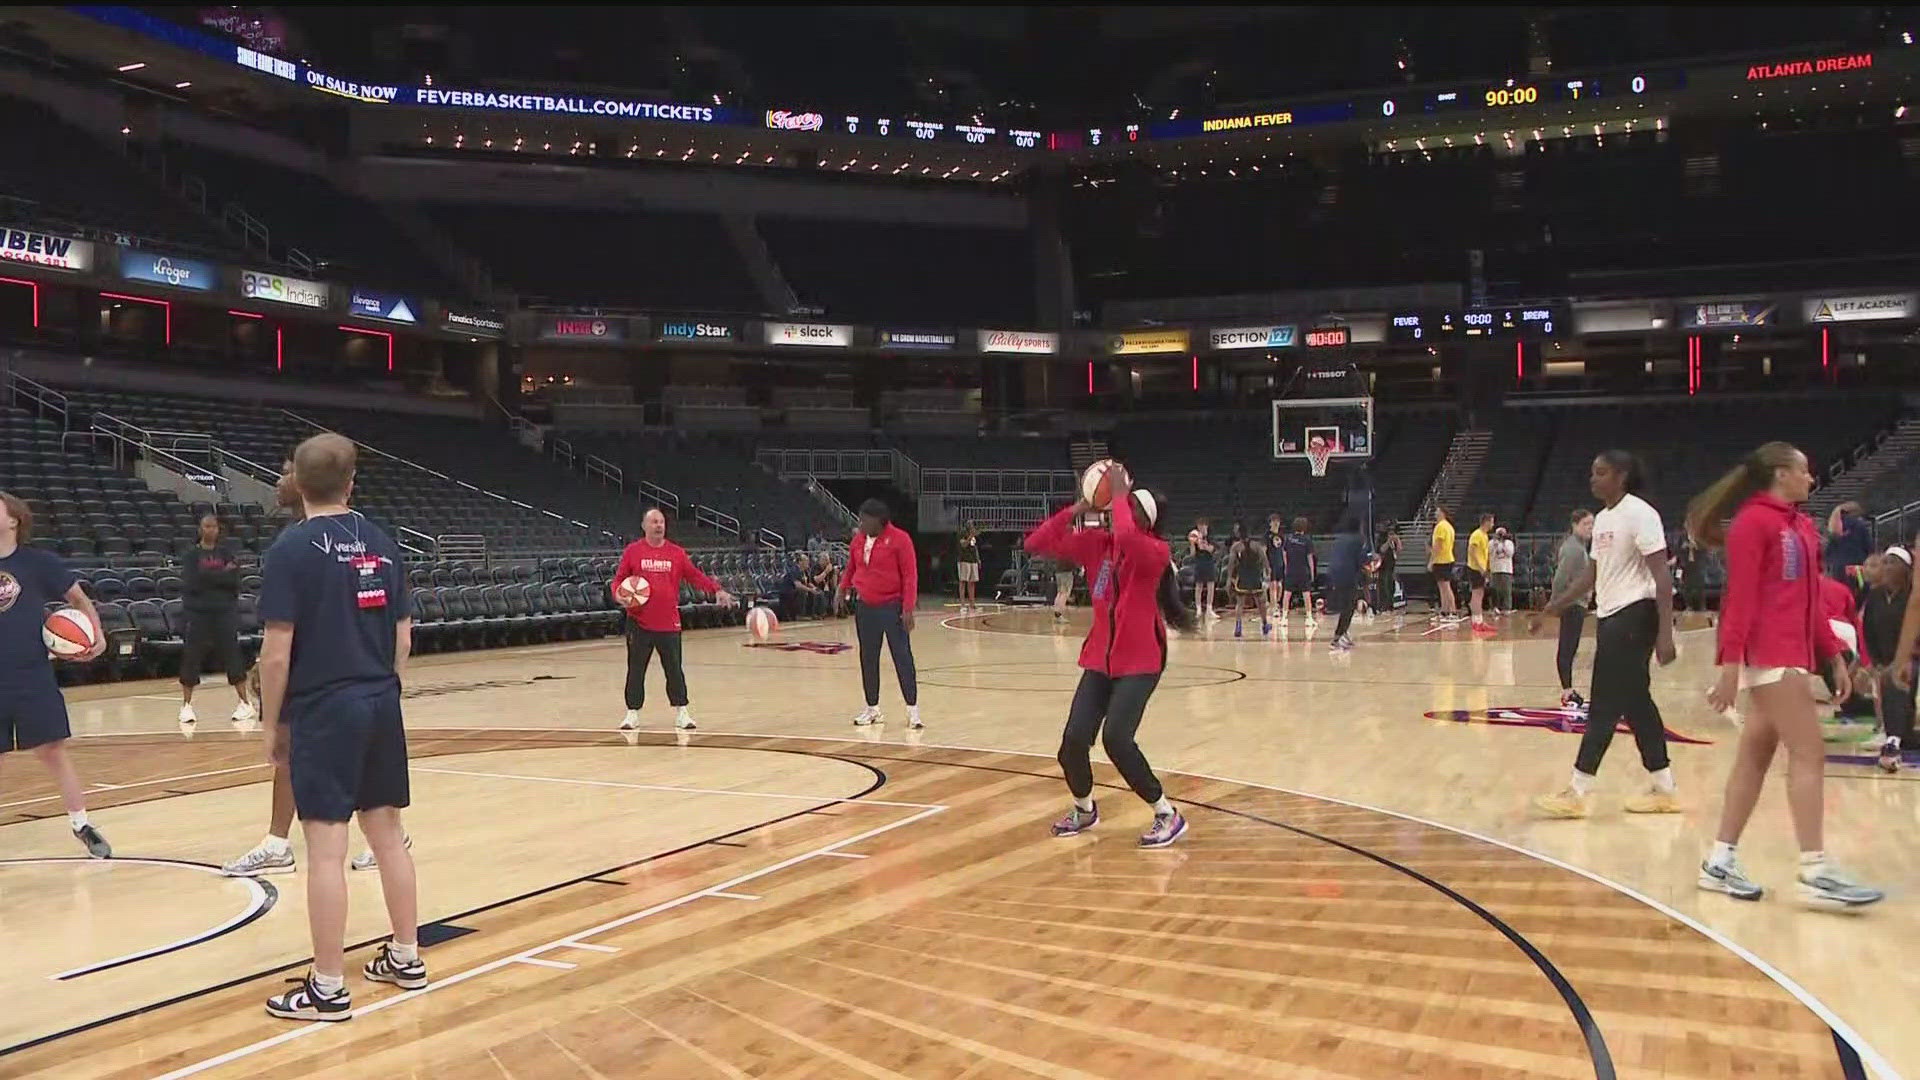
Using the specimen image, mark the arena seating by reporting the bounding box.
[417,203,762,311]
[564,430,844,543]
[160,141,464,298]
[52,387,616,553]
[0,96,241,259]
[757,218,1035,326]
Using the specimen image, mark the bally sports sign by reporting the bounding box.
[978,329,1059,355]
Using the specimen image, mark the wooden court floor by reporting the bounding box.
[1,604,1913,1079]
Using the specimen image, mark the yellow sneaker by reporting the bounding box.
[1624,789,1682,814]
[1533,788,1592,818]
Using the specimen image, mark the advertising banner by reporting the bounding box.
[442,309,506,338]
[240,269,327,308]
[1208,325,1297,350]
[118,250,216,291]
[765,321,853,348]
[876,329,957,351]
[348,288,420,324]
[0,228,93,272]
[1803,293,1918,323]
[978,330,1059,355]
[656,318,739,343]
[537,316,628,343]
[1109,329,1191,355]
[1680,300,1773,329]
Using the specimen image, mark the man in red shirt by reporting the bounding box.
[613,508,734,731]
[835,499,920,728]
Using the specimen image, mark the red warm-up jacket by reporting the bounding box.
[839,523,917,607]
[1820,575,1867,663]
[1715,492,1844,670]
[1025,501,1170,677]
[613,538,721,632]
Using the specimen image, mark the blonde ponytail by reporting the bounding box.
[1685,441,1801,550]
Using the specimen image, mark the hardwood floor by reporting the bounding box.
[1,604,1911,1079]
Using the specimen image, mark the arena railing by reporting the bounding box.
[1873,501,1920,550]
[3,369,69,431]
[921,468,1074,497]
[694,504,740,538]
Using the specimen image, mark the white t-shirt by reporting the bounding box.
[1590,493,1666,617]
[1489,538,1515,574]
[862,533,876,564]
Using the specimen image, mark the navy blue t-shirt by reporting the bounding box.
[0,545,74,681]
[259,512,409,710]
[1282,533,1315,579]
[1325,532,1374,588]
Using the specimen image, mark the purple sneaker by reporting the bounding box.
[1051,802,1099,837]
[1139,810,1188,849]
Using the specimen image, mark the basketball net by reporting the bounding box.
[1307,441,1336,478]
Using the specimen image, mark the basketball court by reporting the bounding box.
[2,601,1913,1080]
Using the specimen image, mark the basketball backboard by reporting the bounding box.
[1272,396,1373,462]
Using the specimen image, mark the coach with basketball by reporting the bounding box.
[836,498,920,729]
[613,507,734,732]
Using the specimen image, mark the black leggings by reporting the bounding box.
[180,607,246,687]
[1556,607,1586,691]
[1331,584,1359,638]
[625,626,687,709]
[1573,598,1669,776]
[1881,666,1917,748]
[1059,670,1164,804]
[854,599,917,707]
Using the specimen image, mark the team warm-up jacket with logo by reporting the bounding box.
[613,539,722,632]
[1024,502,1170,677]
[1715,492,1846,669]
[840,524,917,607]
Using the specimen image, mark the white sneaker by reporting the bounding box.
[222,842,295,877]
[232,700,259,723]
[352,834,412,872]
[675,708,697,731]
[907,706,923,730]
[619,709,640,730]
[179,703,198,725]
[852,707,880,727]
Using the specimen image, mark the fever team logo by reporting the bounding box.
[744,640,851,655]
[1424,705,1711,745]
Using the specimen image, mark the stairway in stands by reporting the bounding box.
[1399,428,1492,564]
[1808,414,1920,518]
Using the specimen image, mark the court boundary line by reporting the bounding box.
[410,764,944,810]
[572,725,1901,1080]
[148,800,948,1080]
[0,857,276,980]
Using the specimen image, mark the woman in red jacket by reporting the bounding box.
[1687,442,1883,911]
[1025,462,1194,848]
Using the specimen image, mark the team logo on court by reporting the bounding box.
[1424,705,1711,745]
[743,640,851,655]
[1825,748,1918,771]
[0,571,18,613]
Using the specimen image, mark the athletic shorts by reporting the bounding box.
[288,689,410,822]
[1466,568,1488,591]
[1739,666,1809,690]
[1233,583,1263,597]
[1191,560,1215,584]
[1056,571,1075,591]
[1283,573,1312,591]
[0,681,70,753]
[957,562,979,583]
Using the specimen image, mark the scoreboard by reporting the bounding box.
[1387,306,1565,342]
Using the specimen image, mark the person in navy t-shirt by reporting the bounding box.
[0,491,112,857]
[256,435,424,1023]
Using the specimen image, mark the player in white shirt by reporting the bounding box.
[1530,451,1680,818]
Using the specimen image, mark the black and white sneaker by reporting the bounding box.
[265,974,352,1022]
[363,943,428,990]
[73,824,111,859]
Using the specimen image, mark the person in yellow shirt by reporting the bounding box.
[1467,512,1495,633]
[1428,507,1458,621]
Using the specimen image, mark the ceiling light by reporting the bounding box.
[117,62,145,72]
[174,81,191,89]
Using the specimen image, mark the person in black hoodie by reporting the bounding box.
[179,513,253,724]
[1862,546,1914,773]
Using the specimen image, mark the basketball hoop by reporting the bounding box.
[1306,436,1338,477]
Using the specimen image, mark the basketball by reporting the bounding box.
[614,575,651,608]
[746,605,779,640]
[43,607,95,658]
[1080,459,1116,509]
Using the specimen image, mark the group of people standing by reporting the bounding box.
[1529,443,1915,912]
[1183,515,1379,649]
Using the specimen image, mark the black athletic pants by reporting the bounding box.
[1331,584,1359,638]
[1880,665,1917,748]
[625,625,688,710]
[854,599,917,707]
[1059,670,1164,804]
[179,607,246,687]
[1573,598,1669,776]
[1556,607,1586,691]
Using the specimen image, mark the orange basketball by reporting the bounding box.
[746,605,779,640]
[1080,459,1116,510]
[614,575,651,608]
[43,607,95,658]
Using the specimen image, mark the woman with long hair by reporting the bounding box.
[1533,450,1681,818]
[1024,462,1194,848]
[1689,442,1883,909]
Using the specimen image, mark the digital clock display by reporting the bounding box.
[1484,85,1541,107]
[1304,326,1350,348]
[1388,308,1564,342]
